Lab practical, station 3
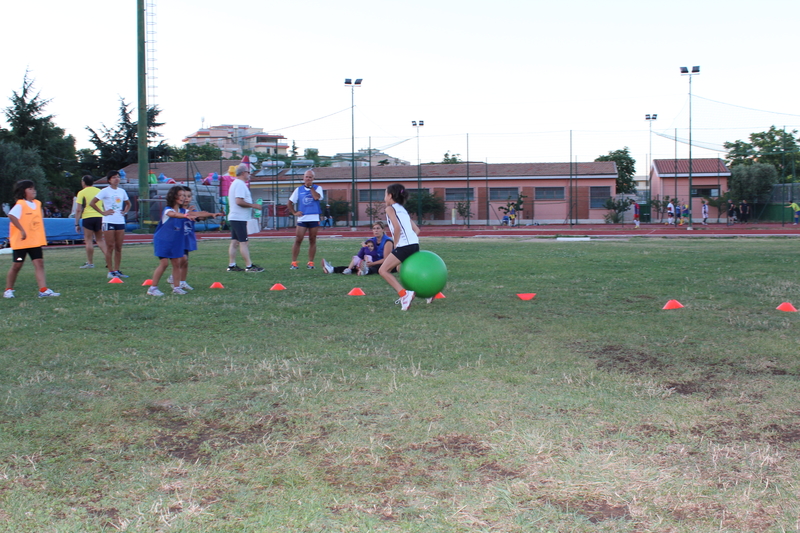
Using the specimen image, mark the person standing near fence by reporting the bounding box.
[739,200,750,224]
[787,202,800,225]
[701,200,709,225]
[288,170,324,270]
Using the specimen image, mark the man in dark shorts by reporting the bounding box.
[288,170,324,270]
[226,164,264,273]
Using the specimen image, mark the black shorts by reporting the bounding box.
[13,247,44,262]
[298,221,320,228]
[392,243,420,262]
[103,223,126,232]
[81,217,103,232]
[230,220,249,242]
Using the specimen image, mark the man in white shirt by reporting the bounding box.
[288,170,324,270]
[227,164,264,272]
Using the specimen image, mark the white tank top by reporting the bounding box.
[387,203,419,247]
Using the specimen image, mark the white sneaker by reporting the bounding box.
[399,290,415,311]
[343,268,352,275]
[79,262,94,269]
[38,289,60,298]
[147,286,164,296]
[322,258,334,274]
[107,271,119,279]
[359,259,369,276]
[180,282,194,291]
[3,289,14,299]
[172,287,187,295]
[425,296,434,304]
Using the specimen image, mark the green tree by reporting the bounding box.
[327,199,350,225]
[727,163,776,204]
[595,147,637,194]
[170,143,223,162]
[455,201,473,223]
[0,141,46,206]
[406,190,445,221]
[441,151,462,164]
[602,197,633,224]
[724,126,800,179]
[0,73,78,192]
[85,99,169,172]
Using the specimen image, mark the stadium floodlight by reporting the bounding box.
[680,66,700,230]
[412,120,425,224]
[345,77,363,226]
[645,113,658,203]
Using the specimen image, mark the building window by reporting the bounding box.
[406,189,429,196]
[590,187,612,208]
[535,187,564,200]
[445,188,474,201]
[693,188,719,198]
[489,187,519,201]
[359,189,385,202]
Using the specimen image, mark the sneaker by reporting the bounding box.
[425,297,434,304]
[79,262,94,269]
[38,289,60,298]
[227,265,244,272]
[172,287,187,295]
[180,282,194,291]
[358,260,369,276]
[307,262,315,269]
[3,289,14,299]
[399,290,415,311]
[117,271,129,278]
[322,258,334,274]
[245,264,264,273]
[290,262,299,270]
[107,271,119,279]
[147,286,164,296]
[343,268,353,275]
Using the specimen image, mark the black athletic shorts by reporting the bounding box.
[230,220,249,242]
[80,217,103,232]
[392,243,420,262]
[13,247,44,262]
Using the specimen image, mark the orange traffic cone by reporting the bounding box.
[662,299,684,309]
[777,302,798,312]
[348,288,366,296]
[210,282,224,289]
[433,292,446,299]
[108,277,123,284]
[142,279,153,286]
[517,293,536,300]
[270,283,287,291]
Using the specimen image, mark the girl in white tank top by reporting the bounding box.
[379,184,421,310]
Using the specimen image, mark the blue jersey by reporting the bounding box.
[369,234,393,261]
[295,186,321,216]
[153,208,185,258]
[183,208,198,252]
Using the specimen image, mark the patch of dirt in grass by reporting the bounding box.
[589,344,669,375]
[410,433,491,457]
[761,423,800,443]
[545,497,630,523]
[84,505,120,528]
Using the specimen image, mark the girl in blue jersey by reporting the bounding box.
[379,184,420,311]
[147,187,196,296]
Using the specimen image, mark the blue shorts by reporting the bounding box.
[298,221,320,229]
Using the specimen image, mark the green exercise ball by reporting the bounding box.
[399,250,447,298]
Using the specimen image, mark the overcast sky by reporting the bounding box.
[3,0,799,175]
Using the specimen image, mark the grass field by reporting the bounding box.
[1,236,799,532]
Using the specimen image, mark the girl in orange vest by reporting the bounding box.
[4,180,60,298]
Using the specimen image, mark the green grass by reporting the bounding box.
[1,236,800,532]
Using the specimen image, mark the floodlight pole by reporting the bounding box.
[412,120,424,225]
[136,0,149,225]
[681,66,700,230]
[345,78,362,227]
[645,114,657,206]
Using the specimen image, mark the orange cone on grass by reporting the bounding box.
[517,293,536,301]
[662,299,684,310]
[210,282,224,289]
[433,292,446,299]
[108,277,123,284]
[348,288,365,296]
[142,279,153,286]
[777,302,798,312]
[270,283,287,291]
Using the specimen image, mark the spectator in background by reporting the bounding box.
[74,175,108,269]
[739,199,750,224]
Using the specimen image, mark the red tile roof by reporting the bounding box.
[653,159,730,176]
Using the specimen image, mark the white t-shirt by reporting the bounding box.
[288,185,325,223]
[387,203,419,248]
[227,178,252,222]
[8,201,37,219]
[95,186,129,224]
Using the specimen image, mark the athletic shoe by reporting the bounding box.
[115,271,130,278]
[38,289,60,298]
[180,282,194,291]
[107,271,119,279]
[307,262,315,269]
[172,287,187,295]
[399,290,415,311]
[290,262,299,270]
[245,264,264,273]
[358,260,369,276]
[343,268,352,275]
[79,262,94,269]
[227,265,244,272]
[147,286,164,296]
[322,258,334,274]
[3,289,14,299]
[426,297,434,304]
